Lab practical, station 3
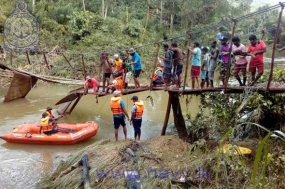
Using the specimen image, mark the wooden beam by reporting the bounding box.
[224,19,237,92]
[183,32,192,91]
[267,3,284,91]
[81,54,87,80]
[43,50,50,69]
[62,53,74,69]
[26,51,31,65]
[161,92,172,135]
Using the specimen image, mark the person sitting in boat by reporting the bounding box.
[84,76,99,95]
[106,76,124,93]
[40,112,58,135]
[152,66,164,87]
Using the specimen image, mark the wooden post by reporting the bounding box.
[150,43,161,90]
[26,51,31,65]
[62,53,74,69]
[267,2,284,92]
[161,92,172,135]
[81,54,87,80]
[10,50,12,66]
[183,32,192,91]
[224,19,237,92]
[43,50,50,69]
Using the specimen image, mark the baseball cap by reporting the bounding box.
[131,96,138,100]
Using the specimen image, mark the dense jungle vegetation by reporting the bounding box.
[0,0,282,54]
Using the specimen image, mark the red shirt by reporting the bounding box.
[247,40,266,64]
[84,78,98,93]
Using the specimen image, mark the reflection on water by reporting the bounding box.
[0,84,199,189]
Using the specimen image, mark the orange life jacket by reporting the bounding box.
[133,101,144,119]
[114,77,124,91]
[110,97,124,115]
[114,59,124,73]
[40,117,53,132]
[153,67,163,80]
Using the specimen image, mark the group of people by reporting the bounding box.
[152,43,185,88]
[99,48,142,93]
[188,34,266,88]
[152,33,266,89]
[110,91,144,141]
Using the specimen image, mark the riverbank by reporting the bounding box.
[38,135,285,189]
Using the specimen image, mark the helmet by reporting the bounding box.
[114,54,119,59]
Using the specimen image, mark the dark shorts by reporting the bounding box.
[175,65,183,76]
[113,117,126,129]
[133,119,142,133]
[44,128,57,135]
[133,70,141,78]
[163,67,172,79]
[153,80,164,85]
[104,73,111,78]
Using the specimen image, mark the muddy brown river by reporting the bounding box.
[0,84,199,189]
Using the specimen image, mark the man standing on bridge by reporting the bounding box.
[128,48,142,89]
[246,34,266,86]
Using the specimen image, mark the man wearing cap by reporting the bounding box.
[46,107,54,120]
[246,34,266,86]
[127,48,142,88]
[84,76,99,95]
[113,54,124,77]
[110,90,130,141]
[130,96,144,141]
[188,42,202,89]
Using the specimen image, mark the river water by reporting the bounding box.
[0,84,199,189]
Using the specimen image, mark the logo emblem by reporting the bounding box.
[3,0,40,51]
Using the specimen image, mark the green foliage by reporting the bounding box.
[123,19,143,37]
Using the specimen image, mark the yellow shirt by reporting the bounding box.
[114,58,124,73]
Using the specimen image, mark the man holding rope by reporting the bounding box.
[170,42,185,88]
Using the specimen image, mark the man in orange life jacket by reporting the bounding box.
[110,90,130,141]
[107,76,124,93]
[130,96,144,141]
[152,66,164,86]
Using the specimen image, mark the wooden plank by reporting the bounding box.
[161,92,172,135]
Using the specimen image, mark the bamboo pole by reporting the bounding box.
[43,50,50,69]
[10,50,12,66]
[150,43,161,90]
[26,51,31,65]
[182,32,192,91]
[224,19,237,92]
[267,2,284,92]
[161,92,172,135]
[62,53,74,69]
[81,54,87,80]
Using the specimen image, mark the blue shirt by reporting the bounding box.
[157,70,163,78]
[217,32,223,41]
[132,52,142,70]
[191,47,201,66]
[113,100,126,118]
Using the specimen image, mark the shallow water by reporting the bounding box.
[0,84,200,189]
